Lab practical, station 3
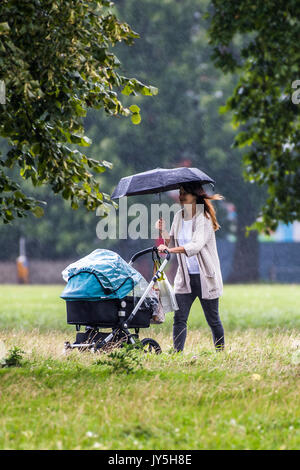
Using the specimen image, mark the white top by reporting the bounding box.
[178,218,200,274]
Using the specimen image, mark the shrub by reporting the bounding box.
[1,346,25,368]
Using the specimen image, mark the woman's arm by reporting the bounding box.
[156,216,180,252]
[160,225,171,246]
[155,218,171,245]
[162,230,171,246]
[158,214,211,256]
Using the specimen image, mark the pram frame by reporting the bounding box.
[64,246,170,353]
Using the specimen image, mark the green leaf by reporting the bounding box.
[14,190,23,200]
[219,105,229,114]
[121,84,133,96]
[70,134,92,146]
[141,86,158,96]
[32,206,44,218]
[83,182,91,194]
[0,23,10,34]
[75,104,87,117]
[129,104,140,113]
[81,136,92,147]
[71,201,79,210]
[131,113,141,125]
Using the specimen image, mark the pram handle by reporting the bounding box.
[160,248,171,260]
[124,246,171,329]
[129,246,171,265]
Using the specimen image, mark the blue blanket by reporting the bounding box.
[60,249,143,301]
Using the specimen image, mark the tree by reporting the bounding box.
[89,0,267,281]
[0,0,157,224]
[206,0,300,235]
[0,0,268,284]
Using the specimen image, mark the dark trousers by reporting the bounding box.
[173,273,225,352]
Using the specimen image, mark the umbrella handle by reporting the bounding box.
[158,193,162,238]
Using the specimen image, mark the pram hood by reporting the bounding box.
[60,249,144,300]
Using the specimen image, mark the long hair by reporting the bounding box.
[181,182,225,231]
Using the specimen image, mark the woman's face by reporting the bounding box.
[179,186,196,206]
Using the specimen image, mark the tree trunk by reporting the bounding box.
[226,207,260,283]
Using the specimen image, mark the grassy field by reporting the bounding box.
[0,284,299,450]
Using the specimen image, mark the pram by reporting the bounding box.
[62,246,171,354]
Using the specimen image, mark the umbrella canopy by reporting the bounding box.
[111,167,215,199]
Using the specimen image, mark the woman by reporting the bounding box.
[156,183,225,352]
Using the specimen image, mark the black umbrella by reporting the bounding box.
[111,166,216,242]
[111,167,215,199]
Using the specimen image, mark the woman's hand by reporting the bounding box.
[157,244,169,253]
[158,244,186,255]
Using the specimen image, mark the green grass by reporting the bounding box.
[0,284,299,450]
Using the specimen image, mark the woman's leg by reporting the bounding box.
[173,290,196,352]
[199,296,225,350]
[191,274,225,350]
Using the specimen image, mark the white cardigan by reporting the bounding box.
[167,207,223,299]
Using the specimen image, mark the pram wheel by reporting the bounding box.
[141,338,162,354]
[64,341,71,352]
